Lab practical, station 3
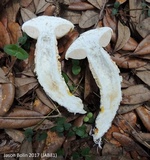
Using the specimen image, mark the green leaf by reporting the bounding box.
[18,32,28,46]
[148,8,150,17]
[87,112,93,118]
[67,130,75,137]
[75,128,85,137]
[36,132,47,141]
[4,44,29,60]
[56,125,64,133]
[81,147,90,156]
[56,117,66,125]
[24,128,34,142]
[112,8,118,15]
[64,123,72,130]
[114,1,120,8]
[72,152,80,160]
[72,59,80,65]
[57,148,64,156]
[72,65,81,75]
[83,116,89,122]
[62,72,69,83]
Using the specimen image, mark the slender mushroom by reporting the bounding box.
[22,16,86,114]
[65,27,122,146]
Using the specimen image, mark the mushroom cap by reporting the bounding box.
[65,27,112,60]
[22,16,74,39]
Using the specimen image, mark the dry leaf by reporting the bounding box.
[136,17,150,38]
[0,140,20,154]
[7,22,22,44]
[136,70,150,86]
[79,10,99,28]
[116,0,127,4]
[122,37,138,51]
[68,2,94,10]
[113,132,150,157]
[121,73,136,88]
[20,0,32,7]
[118,104,141,114]
[136,106,150,131]
[111,53,147,69]
[115,112,137,133]
[0,108,42,128]
[134,34,150,55]
[19,139,33,160]
[87,0,105,9]
[103,8,117,42]
[61,10,81,24]
[0,67,15,116]
[102,143,122,156]
[43,131,65,153]
[5,129,25,143]
[5,0,20,22]
[114,21,130,52]
[20,8,37,22]
[35,0,50,14]
[122,84,150,104]
[105,125,121,146]
[33,98,52,115]
[0,22,10,48]
[36,87,55,110]
[43,5,56,16]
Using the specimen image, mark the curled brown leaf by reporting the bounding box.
[0,67,15,116]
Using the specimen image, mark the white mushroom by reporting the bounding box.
[22,16,86,114]
[65,27,122,146]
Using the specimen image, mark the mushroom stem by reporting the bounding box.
[34,32,85,114]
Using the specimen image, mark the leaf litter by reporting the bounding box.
[0,0,150,159]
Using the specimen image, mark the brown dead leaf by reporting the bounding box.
[105,125,121,146]
[19,139,33,160]
[0,67,9,83]
[5,0,20,22]
[35,0,50,14]
[20,8,37,22]
[118,104,141,114]
[122,84,150,104]
[103,8,117,42]
[113,132,150,157]
[136,17,150,38]
[0,140,20,154]
[0,22,10,48]
[111,53,147,69]
[0,67,15,116]
[102,143,122,156]
[115,112,137,133]
[133,34,150,55]
[122,37,138,51]
[79,10,99,28]
[62,10,81,24]
[43,5,56,16]
[121,73,136,88]
[5,129,25,143]
[33,98,52,115]
[20,0,32,7]
[136,106,150,131]
[43,131,65,153]
[87,0,106,9]
[36,87,55,110]
[136,70,150,86]
[7,22,22,44]
[0,108,42,128]
[114,21,130,52]
[68,2,94,10]
[15,77,38,98]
